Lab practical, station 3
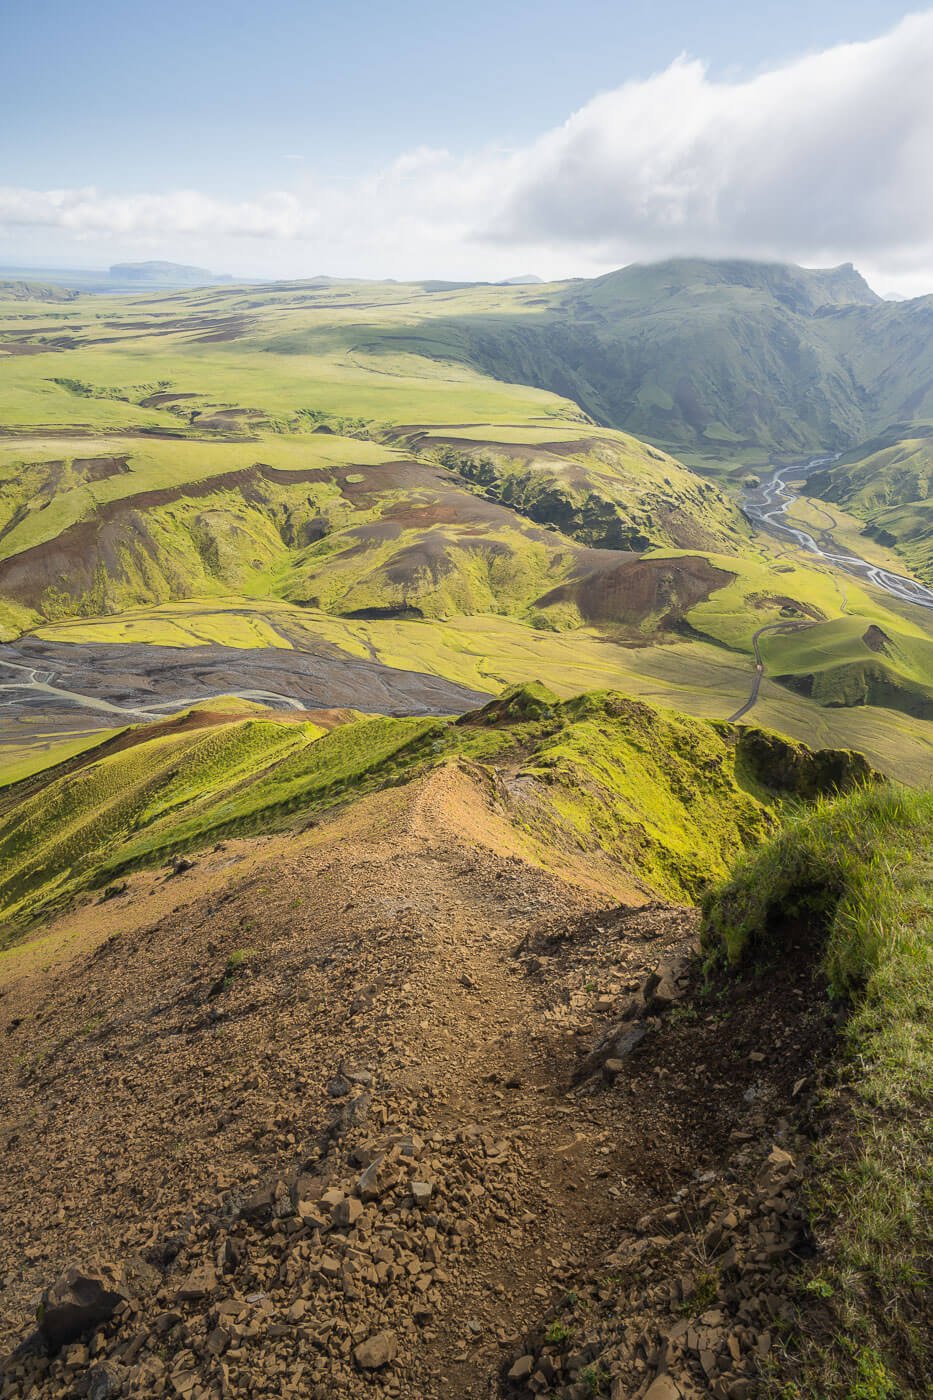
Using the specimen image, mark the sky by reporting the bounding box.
[1,1,932,294]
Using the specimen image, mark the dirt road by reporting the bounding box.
[726,620,813,723]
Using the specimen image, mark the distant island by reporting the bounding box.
[109,260,234,286]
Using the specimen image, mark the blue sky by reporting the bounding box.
[1,2,931,289]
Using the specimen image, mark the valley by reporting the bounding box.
[1,262,933,785]
[743,461,933,610]
[0,257,930,1400]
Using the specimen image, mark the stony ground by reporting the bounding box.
[0,763,835,1398]
[0,635,488,743]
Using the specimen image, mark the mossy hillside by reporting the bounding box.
[5,440,739,633]
[9,444,924,724]
[780,659,933,718]
[761,615,933,683]
[0,710,443,934]
[4,281,930,750]
[730,727,875,801]
[431,436,743,553]
[0,718,315,922]
[0,281,785,640]
[0,444,582,630]
[283,519,568,622]
[0,686,870,939]
[517,697,773,900]
[131,713,444,856]
[462,680,561,727]
[702,786,932,1397]
[495,692,868,902]
[0,435,398,568]
[762,617,933,718]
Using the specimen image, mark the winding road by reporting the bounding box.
[727,455,933,721]
[743,459,933,611]
[725,620,814,723]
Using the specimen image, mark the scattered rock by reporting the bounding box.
[357,1151,399,1202]
[508,1354,535,1381]
[353,1331,397,1369]
[643,1376,683,1400]
[175,1261,216,1301]
[86,1361,126,1400]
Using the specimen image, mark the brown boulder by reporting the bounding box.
[38,1264,129,1351]
[175,1262,217,1301]
[357,1151,400,1202]
[643,1377,683,1400]
[353,1331,397,1369]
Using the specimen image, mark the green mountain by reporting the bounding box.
[409,258,933,461]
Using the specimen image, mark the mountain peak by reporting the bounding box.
[586,257,880,313]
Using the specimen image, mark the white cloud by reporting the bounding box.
[2,10,933,291]
[490,11,933,279]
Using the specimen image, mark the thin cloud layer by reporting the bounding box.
[2,10,932,292]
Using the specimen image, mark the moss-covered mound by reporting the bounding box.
[460,680,561,727]
[732,726,875,799]
[702,786,932,1397]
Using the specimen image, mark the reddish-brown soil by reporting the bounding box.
[537,555,733,627]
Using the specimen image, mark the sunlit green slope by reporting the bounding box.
[0,687,871,939]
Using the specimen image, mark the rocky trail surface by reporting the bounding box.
[0,765,834,1399]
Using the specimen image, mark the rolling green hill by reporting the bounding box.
[0,430,742,637]
[0,260,931,786]
[762,617,933,717]
[0,685,871,939]
[808,427,933,583]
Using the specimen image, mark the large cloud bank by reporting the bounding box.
[2,11,932,292]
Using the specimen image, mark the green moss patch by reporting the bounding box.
[702,786,933,1396]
